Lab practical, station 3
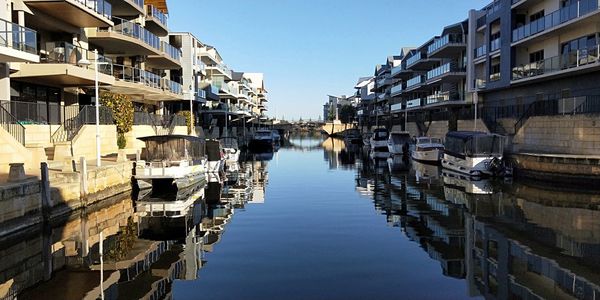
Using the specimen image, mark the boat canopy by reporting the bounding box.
[444,131,505,157]
[345,128,361,136]
[416,137,442,145]
[139,135,205,162]
[390,132,411,144]
[373,128,389,140]
[219,137,239,149]
[255,130,273,137]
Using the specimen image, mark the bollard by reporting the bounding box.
[80,157,88,203]
[7,163,26,182]
[40,162,51,219]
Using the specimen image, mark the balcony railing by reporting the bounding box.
[146,5,167,27]
[512,45,600,81]
[406,98,423,108]
[512,0,600,42]
[406,52,422,66]
[108,17,160,51]
[0,104,25,145]
[0,18,37,55]
[426,62,465,80]
[391,83,403,95]
[474,45,487,58]
[427,34,464,54]
[207,63,232,78]
[490,37,501,52]
[165,79,183,95]
[160,41,181,61]
[113,64,160,89]
[75,0,112,19]
[196,89,206,100]
[43,42,113,75]
[406,75,425,88]
[426,92,452,105]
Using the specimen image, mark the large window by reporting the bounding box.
[529,50,544,63]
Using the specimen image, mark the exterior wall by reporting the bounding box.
[23,125,62,147]
[72,125,118,160]
[0,128,33,173]
[513,114,600,155]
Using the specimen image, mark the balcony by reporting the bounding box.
[426,92,452,105]
[0,18,39,63]
[512,0,600,44]
[390,83,403,96]
[405,51,439,70]
[390,103,404,112]
[427,34,466,58]
[111,0,144,16]
[474,45,487,60]
[406,98,423,108]
[12,41,115,87]
[24,0,112,27]
[108,64,184,101]
[88,17,161,56]
[490,37,501,52]
[147,41,182,69]
[405,75,426,91]
[206,63,232,79]
[426,62,466,83]
[406,52,422,67]
[512,45,600,83]
[145,4,168,36]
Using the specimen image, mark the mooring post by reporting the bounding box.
[40,162,51,220]
[80,157,88,204]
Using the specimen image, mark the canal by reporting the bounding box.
[8,135,600,299]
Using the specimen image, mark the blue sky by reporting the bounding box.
[169,0,489,120]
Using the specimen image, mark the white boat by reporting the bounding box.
[135,135,207,191]
[219,137,240,166]
[206,139,225,174]
[411,137,444,163]
[250,129,274,151]
[387,132,412,155]
[412,160,440,183]
[441,131,508,177]
[370,128,389,150]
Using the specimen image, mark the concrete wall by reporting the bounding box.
[23,125,61,147]
[514,115,600,155]
[0,128,34,174]
[72,125,118,160]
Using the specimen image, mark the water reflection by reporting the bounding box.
[345,135,600,299]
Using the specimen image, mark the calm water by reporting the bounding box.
[10,136,600,299]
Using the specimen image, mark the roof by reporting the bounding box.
[446,131,500,140]
[145,0,168,13]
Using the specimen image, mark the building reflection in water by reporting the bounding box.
[3,157,270,299]
[349,143,600,299]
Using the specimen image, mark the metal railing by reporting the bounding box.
[390,83,403,95]
[43,41,113,75]
[512,0,600,42]
[75,0,112,19]
[0,18,37,55]
[146,5,168,27]
[0,100,70,125]
[512,45,600,81]
[406,98,423,108]
[164,78,183,95]
[428,33,464,54]
[426,62,465,80]
[513,96,600,133]
[425,92,453,105]
[406,52,422,66]
[0,103,25,145]
[206,63,233,78]
[160,41,181,61]
[127,0,144,9]
[108,17,160,51]
[52,105,114,142]
[113,64,160,89]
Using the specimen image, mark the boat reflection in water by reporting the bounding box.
[352,144,600,299]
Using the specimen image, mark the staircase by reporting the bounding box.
[0,104,25,145]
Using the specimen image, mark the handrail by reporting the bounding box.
[427,33,464,54]
[146,4,168,27]
[105,17,160,50]
[0,103,25,145]
[43,41,113,75]
[512,45,600,81]
[0,18,37,55]
[74,0,112,19]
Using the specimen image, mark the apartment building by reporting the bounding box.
[355,76,375,127]
[369,56,400,127]
[468,0,600,131]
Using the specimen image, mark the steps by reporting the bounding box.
[44,147,55,161]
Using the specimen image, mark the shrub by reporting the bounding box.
[100,92,134,149]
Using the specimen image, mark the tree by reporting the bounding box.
[339,105,357,123]
[100,92,134,149]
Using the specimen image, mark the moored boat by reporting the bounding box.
[441,131,509,177]
[343,128,362,145]
[135,135,207,191]
[387,132,412,155]
[370,128,389,150]
[250,129,274,151]
[206,139,225,174]
[411,137,444,163]
[220,137,240,166]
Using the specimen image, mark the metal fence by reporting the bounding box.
[0,104,25,145]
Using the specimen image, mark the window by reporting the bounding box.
[530,10,544,22]
[529,50,544,63]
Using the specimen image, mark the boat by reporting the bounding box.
[441,131,509,177]
[219,137,240,166]
[362,132,372,147]
[134,135,207,191]
[206,139,225,174]
[387,132,412,155]
[343,128,362,145]
[411,137,444,163]
[249,129,274,151]
[272,130,281,144]
[370,128,389,150]
[412,160,440,183]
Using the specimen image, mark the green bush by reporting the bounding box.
[117,133,126,149]
[100,92,134,149]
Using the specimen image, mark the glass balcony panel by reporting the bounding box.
[0,19,38,55]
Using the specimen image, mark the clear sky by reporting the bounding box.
[168,0,489,120]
